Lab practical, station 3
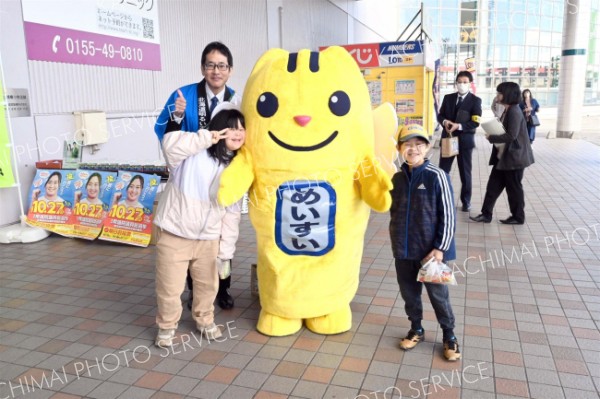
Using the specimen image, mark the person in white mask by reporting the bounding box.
[436,71,482,212]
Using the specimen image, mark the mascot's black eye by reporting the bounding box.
[328,91,350,116]
[257,92,278,117]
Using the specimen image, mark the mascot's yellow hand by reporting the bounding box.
[218,146,255,206]
[372,103,399,178]
[356,155,392,212]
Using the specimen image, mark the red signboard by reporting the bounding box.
[324,43,380,68]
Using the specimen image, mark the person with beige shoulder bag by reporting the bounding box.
[436,71,482,212]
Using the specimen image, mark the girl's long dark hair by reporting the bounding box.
[207,109,245,165]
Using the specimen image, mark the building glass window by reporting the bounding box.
[427,0,598,105]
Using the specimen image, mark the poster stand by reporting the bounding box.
[0,52,50,244]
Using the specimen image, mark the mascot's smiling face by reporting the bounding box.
[242,46,374,171]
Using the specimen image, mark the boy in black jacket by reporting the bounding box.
[389,124,461,361]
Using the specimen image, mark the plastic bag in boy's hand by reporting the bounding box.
[416,257,457,285]
[216,258,231,279]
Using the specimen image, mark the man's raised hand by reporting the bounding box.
[174,89,186,117]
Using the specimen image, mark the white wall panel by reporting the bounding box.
[219,0,269,97]
[152,0,267,104]
[29,59,155,115]
[152,0,222,107]
[32,115,75,161]
[281,0,349,51]
[81,115,162,164]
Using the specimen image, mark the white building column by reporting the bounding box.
[556,0,592,138]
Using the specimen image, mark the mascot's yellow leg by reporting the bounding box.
[304,305,352,335]
[257,310,302,337]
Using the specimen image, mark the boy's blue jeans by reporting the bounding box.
[395,259,455,331]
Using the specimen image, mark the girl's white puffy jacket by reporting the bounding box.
[153,129,241,260]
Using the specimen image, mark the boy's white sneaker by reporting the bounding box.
[155,328,176,347]
[199,323,222,340]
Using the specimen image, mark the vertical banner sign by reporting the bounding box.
[433,59,441,120]
[0,80,16,188]
[22,0,161,71]
[99,171,159,247]
[71,170,117,240]
[26,169,75,236]
[464,57,477,94]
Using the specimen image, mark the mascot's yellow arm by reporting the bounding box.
[356,102,396,213]
[372,102,399,179]
[356,155,392,213]
[218,146,255,206]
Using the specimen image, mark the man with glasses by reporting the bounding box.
[155,41,241,138]
[436,71,482,213]
[154,41,241,311]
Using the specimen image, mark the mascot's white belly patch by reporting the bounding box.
[275,181,336,256]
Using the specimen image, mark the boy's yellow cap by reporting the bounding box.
[397,124,430,144]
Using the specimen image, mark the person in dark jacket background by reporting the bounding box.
[519,89,540,143]
[470,82,534,225]
[389,124,461,361]
[437,71,482,212]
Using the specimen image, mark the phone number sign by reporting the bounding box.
[24,22,161,71]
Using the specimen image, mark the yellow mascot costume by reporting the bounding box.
[219,46,397,336]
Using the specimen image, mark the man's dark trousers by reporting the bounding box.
[439,132,474,208]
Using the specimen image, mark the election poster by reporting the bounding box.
[71,170,117,240]
[99,171,159,247]
[26,169,75,236]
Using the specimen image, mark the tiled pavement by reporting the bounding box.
[1,133,599,399]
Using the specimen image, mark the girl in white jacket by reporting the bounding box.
[154,103,245,347]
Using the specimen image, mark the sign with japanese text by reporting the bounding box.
[378,41,422,66]
[71,170,117,240]
[99,171,159,247]
[22,0,161,71]
[395,79,416,94]
[275,181,336,256]
[326,41,424,69]
[26,169,75,236]
[3,89,31,117]
[339,43,380,68]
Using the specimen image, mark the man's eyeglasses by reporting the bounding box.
[204,62,230,71]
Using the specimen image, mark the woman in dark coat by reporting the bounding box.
[519,89,540,143]
[470,82,534,225]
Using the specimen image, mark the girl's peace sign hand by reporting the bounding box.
[210,128,229,144]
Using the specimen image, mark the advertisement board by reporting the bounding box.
[22,0,161,70]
